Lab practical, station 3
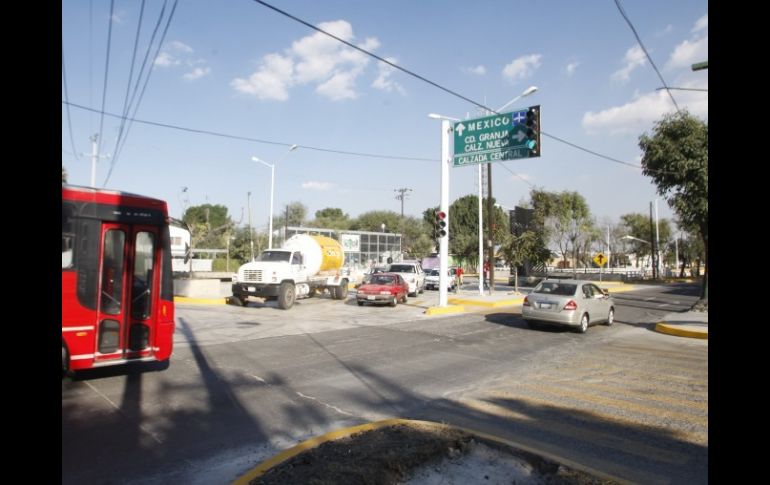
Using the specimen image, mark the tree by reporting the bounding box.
[499,231,551,292]
[182,204,233,249]
[639,111,708,301]
[311,207,351,230]
[273,201,308,233]
[531,190,591,276]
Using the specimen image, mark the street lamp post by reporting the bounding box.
[252,144,298,249]
[622,235,653,277]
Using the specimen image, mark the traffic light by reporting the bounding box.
[435,210,447,238]
[525,105,540,157]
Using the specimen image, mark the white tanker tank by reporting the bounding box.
[231,234,349,310]
[282,234,344,276]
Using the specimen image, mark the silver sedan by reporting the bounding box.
[521,279,615,333]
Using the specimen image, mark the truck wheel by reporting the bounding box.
[278,282,296,310]
[229,295,244,306]
[328,286,338,299]
[336,283,349,299]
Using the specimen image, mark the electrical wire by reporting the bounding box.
[65,101,438,162]
[96,0,116,157]
[62,43,80,159]
[104,0,179,187]
[111,0,147,166]
[614,0,681,114]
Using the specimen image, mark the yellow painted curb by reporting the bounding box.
[447,297,524,308]
[232,418,629,485]
[425,305,466,316]
[173,296,227,305]
[655,322,708,339]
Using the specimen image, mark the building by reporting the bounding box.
[283,226,402,268]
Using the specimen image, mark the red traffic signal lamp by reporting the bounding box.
[435,210,447,237]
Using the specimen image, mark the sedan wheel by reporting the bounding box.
[577,313,589,333]
[605,308,614,326]
[357,301,364,306]
[401,294,407,303]
[389,296,397,307]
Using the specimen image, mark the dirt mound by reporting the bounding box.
[249,423,618,485]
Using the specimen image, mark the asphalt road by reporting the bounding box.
[62,282,706,484]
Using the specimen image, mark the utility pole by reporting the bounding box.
[394,188,413,217]
[649,202,657,279]
[247,192,254,261]
[88,133,111,187]
[487,163,494,295]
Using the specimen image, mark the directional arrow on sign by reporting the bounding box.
[513,130,526,142]
[455,123,466,136]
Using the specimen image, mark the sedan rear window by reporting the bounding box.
[533,282,577,296]
[389,265,414,273]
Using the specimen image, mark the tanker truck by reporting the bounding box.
[230,234,349,309]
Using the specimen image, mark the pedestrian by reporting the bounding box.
[456,266,463,285]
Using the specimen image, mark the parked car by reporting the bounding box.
[355,273,409,307]
[521,279,615,333]
[424,268,456,290]
[387,261,425,296]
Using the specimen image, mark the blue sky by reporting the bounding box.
[62,0,708,232]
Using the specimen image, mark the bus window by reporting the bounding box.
[100,229,125,315]
[131,231,155,320]
[62,203,75,269]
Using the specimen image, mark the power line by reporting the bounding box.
[111,0,147,168]
[110,0,169,164]
[64,102,438,162]
[614,0,681,114]
[249,0,682,176]
[497,163,534,188]
[251,0,496,115]
[96,0,117,157]
[104,0,179,187]
[62,42,80,160]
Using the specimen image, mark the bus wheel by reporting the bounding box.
[62,345,69,378]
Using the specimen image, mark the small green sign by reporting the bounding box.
[452,107,539,167]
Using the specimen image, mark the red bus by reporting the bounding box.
[62,185,175,375]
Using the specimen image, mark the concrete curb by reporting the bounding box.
[447,296,525,308]
[232,418,630,485]
[425,305,466,316]
[654,322,708,339]
[174,296,227,305]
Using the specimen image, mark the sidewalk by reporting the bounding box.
[654,310,708,339]
[425,280,635,316]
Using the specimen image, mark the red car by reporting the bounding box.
[356,273,409,307]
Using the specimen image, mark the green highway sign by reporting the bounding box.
[452,106,540,167]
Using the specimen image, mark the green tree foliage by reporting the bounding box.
[351,210,403,232]
[531,190,592,273]
[618,213,672,267]
[427,195,509,271]
[639,111,708,299]
[499,231,551,291]
[310,207,351,230]
[182,204,233,249]
[273,201,308,230]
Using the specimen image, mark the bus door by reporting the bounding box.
[94,224,160,364]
